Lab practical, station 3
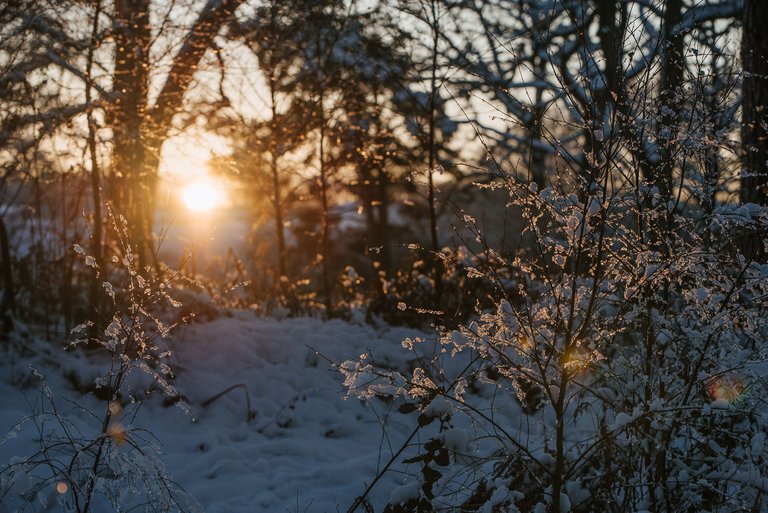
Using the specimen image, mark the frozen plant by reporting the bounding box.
[342,157,768,513]
[0,216,198,513]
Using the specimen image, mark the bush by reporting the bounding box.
[0,217,197,513]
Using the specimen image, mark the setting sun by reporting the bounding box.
[181,179,225,212]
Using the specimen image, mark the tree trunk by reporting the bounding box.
[375,167,391,273]
[657,0,684,202]
[86,0,104,342]
[528,51,547,190]
[0,216,14,337]
[427,13,439,256]
[111,0,150,262]
[595,0,622,114]
[741,0,768,206]
[317,89,332,314]
[426,0,443,301]
[270,136,287,279]
[269,64,287,281]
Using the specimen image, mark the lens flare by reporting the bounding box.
[108,422,128,445]
[708,374,744,404]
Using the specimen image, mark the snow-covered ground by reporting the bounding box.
[0,313,431,512]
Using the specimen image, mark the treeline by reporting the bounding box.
[0,0,765,334]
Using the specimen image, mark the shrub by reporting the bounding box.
[0,217,197,513]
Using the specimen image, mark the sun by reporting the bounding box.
[181,179,225,212]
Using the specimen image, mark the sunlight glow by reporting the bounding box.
[182,179,226,212]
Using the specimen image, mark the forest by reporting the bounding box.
[0,0,767,511]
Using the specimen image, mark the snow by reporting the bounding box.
[388,480,421,506]
[437,427,471,452]
[422,396,453,420]
[0,313,426,512]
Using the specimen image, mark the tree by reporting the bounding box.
[111,0,245,264]
[452,1,741,197]
[226,0,309,284]
[247,0,411,312]
[0,0,248,333]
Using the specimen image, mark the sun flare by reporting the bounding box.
[181,179,225,212]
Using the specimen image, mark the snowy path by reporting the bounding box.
[0,313,425,512]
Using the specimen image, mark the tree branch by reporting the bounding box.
[149,0,245,137]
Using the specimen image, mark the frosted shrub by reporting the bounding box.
[343,173,768,512]
[0,217,196,513]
